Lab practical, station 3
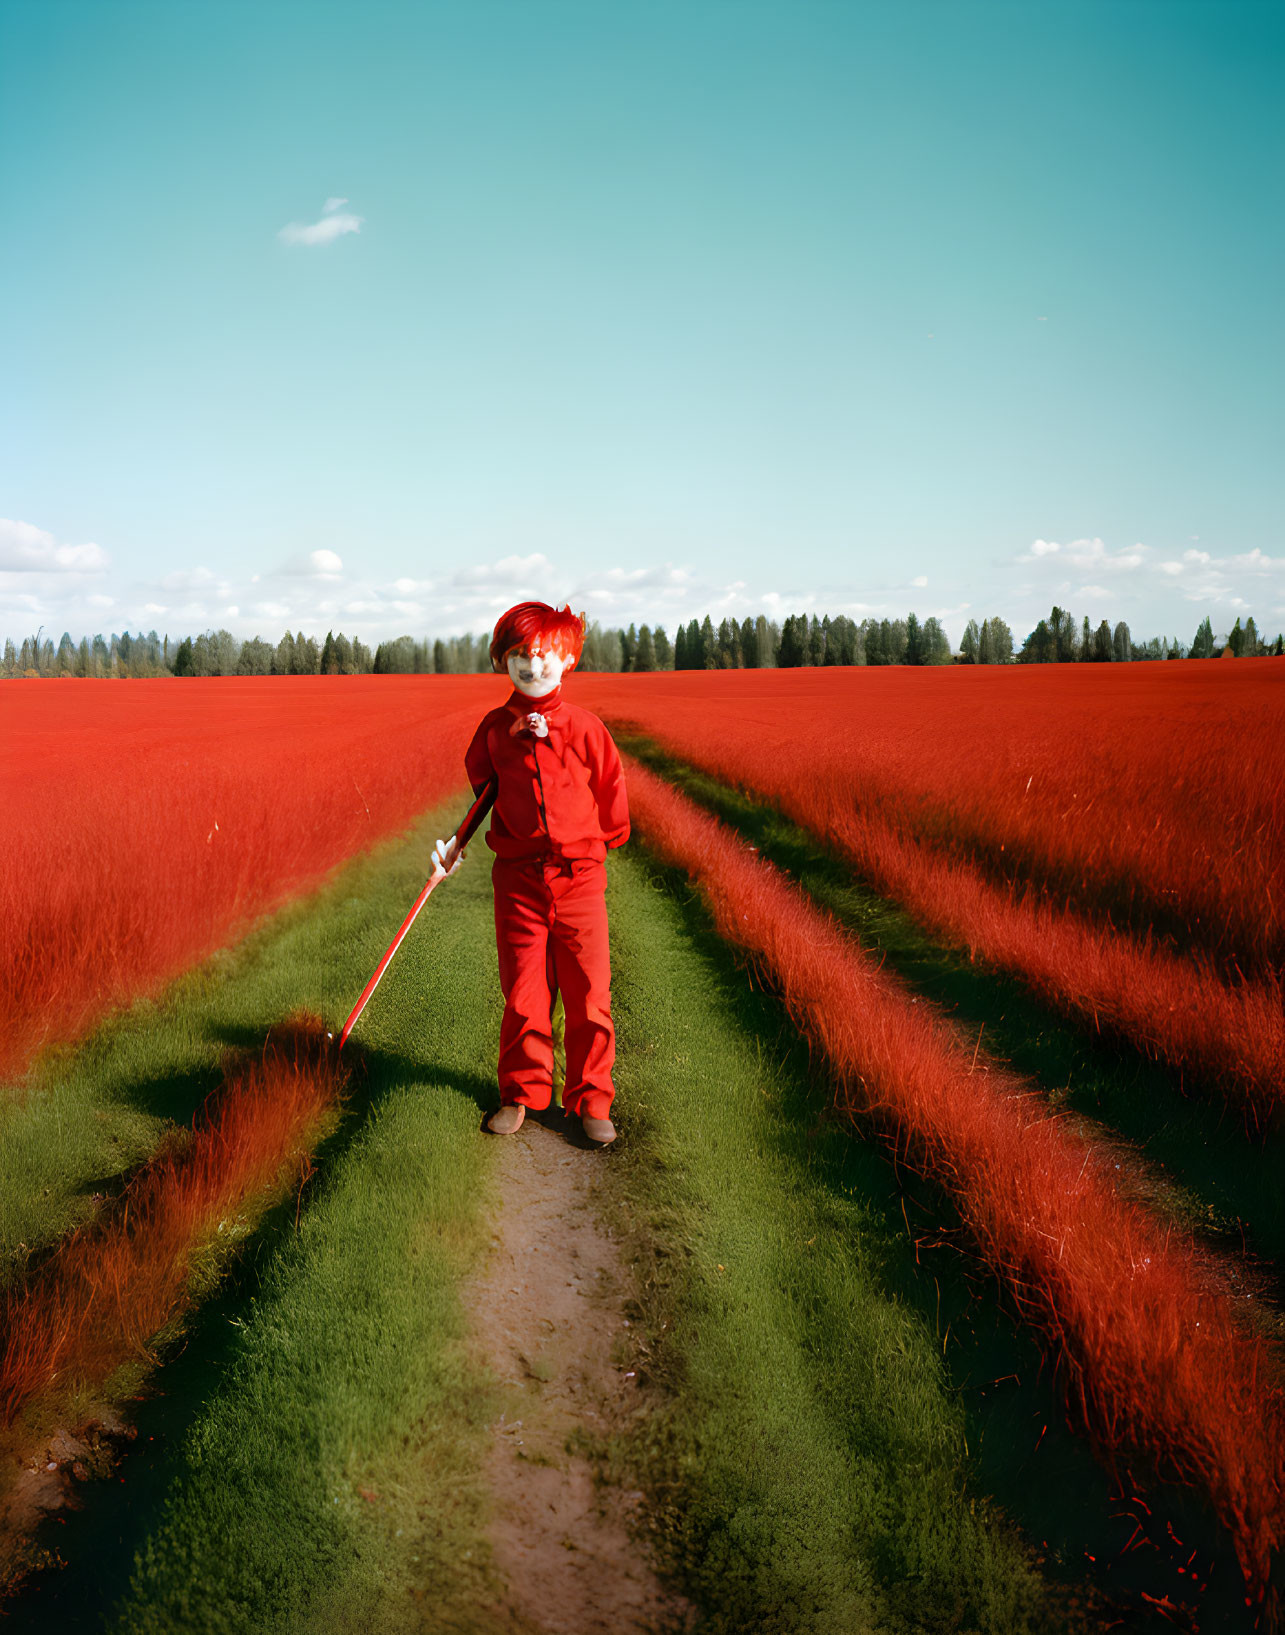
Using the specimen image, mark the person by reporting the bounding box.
[432,602,629,1144]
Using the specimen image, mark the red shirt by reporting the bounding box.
[464,685,630,862]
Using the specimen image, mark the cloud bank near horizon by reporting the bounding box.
[2,517,1281,649]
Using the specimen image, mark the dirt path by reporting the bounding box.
[468,1108,689,1635]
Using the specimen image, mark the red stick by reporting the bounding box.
[336,780,496,1050]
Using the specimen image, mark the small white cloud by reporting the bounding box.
[87,593,114,608]
[1160,561,1183,576]
[1023,538,1060,560]
[279,205,363,247]
[911,574,928,587]
[277,549,344,579]
[144,601,167,615]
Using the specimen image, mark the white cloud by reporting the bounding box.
[911,574,928,587]
[1017,536,1147,574]
[278,203,363,247]
[0,517,109,573]
[278,549,344,579]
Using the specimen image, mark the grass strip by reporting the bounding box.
[0,1019,347,1429]
[622,753,1285,1608]
[104,810,506,1635]
[601,847,1064,1634]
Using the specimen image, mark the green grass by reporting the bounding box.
[0,797,476,1282]
[2,798,510,1632]
[7,771,1239,1631]
[596,851,1075,1635]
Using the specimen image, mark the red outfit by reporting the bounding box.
[464,686,629,1119]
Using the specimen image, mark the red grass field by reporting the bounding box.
[0,676,496,1082]
[624,753,1285,1601]
[0,1019,348,1425]
[577,664,1285,1120]
[4,667,1282,1609]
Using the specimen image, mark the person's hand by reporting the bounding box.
[524,711,549,738]
[432,834,465,878]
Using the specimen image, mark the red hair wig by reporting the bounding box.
[489,602,586,673]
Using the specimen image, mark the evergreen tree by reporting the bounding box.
[635,624,657,671]
[1113,621,1132,663]
[673,623,688,669]
[959,620,980,664]
[904,612,923,665]
[1020,619,1055,663]
[699,615,716,669]
[778,614,807,668]
[173,636,196,676]
[653,625,673,669]
[1092,620,1113,662]
[739,617,757,668]
[1243,616,1260,657]
[1191,615,1215,659]
[808,615,824,665]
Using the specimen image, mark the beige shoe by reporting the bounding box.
[581,1115,617,1145]
[487,1104,526,1135]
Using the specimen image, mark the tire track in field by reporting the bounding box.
[467,1111,689,1635]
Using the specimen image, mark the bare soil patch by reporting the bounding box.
[468,1109,689,1635]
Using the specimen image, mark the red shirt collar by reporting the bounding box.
[505,684,564,715]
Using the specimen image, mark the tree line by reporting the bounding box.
[4,605,1281,679]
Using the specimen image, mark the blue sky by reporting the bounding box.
[2,0,1281,646]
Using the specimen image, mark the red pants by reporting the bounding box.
[493,856,615,1121]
